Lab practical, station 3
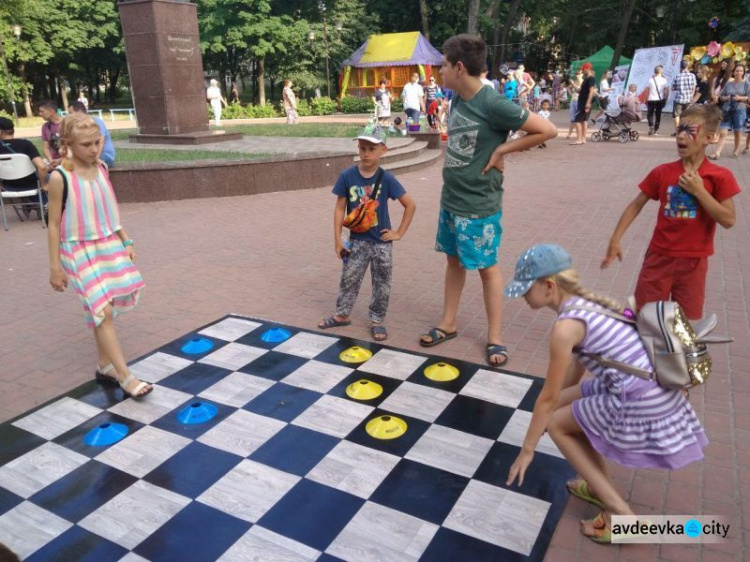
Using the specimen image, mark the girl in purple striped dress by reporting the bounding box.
[504,244,707,543]
[46,114,152,399]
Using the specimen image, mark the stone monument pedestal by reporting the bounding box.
[119,0,242,145]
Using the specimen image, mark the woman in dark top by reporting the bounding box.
[693,67,710,104]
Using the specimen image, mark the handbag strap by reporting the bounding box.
[561,303,654,379]
[651,77,662,100]
[561,303,635,324]
[370,168,384,201]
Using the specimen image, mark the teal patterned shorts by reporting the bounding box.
[435,208,503,270]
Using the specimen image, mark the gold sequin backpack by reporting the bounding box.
[564,301,732,390]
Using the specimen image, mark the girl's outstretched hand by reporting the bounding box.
[506,449,534,487]
[50,268,68,292]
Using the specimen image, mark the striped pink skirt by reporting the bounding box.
[60,233,145,328]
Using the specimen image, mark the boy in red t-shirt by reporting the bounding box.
[601,105,740,319]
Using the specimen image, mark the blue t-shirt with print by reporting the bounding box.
[332,165,406,243]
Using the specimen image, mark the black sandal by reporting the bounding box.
[318,316,351,329]
[371,325,387,341]
[486,344,509,368]
[419,327,458,347]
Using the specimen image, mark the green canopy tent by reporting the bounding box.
[570,46,632,79]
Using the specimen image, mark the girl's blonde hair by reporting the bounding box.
[58,113,100,171]
[553,268,624,313]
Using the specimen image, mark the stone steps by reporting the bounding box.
[381,148,443,175]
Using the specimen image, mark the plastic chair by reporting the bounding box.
[0,154,47,231]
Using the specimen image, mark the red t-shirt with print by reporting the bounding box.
[639,159,740,258]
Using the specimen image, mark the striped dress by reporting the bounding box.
[559,297,708,470]
[58,165,145,328]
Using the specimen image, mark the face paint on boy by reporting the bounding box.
[677,123,700,141]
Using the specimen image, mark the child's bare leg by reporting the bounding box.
[421,255,465,343]
[549,406,631,519]
[94,335,113,374]
[94,305,152,396]
[479,264,505,353]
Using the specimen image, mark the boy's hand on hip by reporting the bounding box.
[482,151,505,174]
[678,171,705,196]
[380,229,401,242]
[601,240,623,269]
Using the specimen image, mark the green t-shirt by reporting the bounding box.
[441,86,529,218]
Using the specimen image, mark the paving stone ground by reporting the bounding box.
[1,112,748,560]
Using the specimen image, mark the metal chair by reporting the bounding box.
[0,154,47,231]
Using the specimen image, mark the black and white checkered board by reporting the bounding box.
[0,315,575,561]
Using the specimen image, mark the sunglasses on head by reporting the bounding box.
[677,123,700,140]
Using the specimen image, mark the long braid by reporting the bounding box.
[554,269,624,313]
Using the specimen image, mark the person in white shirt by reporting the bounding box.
[646,65,669,135]
[591,70,614,124]
[402,73,425,124]
[206,79,227,126]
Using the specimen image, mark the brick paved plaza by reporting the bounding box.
[1,114,748,560]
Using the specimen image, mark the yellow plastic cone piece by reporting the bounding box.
[366,415,407,440]
[339,346,373,363]
[346,379,383,401]
[424,362,460,382]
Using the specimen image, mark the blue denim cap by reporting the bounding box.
[504,244,572,298]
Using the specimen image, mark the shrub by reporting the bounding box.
[222,102,247,120]
[341,96,373,114]
[310,96,337,115]
[246,103,279,118]
[296,99,312,117]
[0,109,12,121]
[391,98,403,113]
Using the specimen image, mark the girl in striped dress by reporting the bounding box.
[504,244,707,543]
[46,114,152,399]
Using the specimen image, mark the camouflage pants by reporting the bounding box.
[335,239,392,323]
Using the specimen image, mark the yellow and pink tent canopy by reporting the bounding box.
[340,32,444,97]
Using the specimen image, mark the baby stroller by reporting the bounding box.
[591,95,640,143]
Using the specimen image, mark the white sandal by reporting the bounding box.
[95,363,118,385]
[119,373,153,399]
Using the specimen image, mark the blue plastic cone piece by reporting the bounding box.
[181,337,215,355]
[177,401,218,425]
[261,327,292,343]
[84,422,129,446]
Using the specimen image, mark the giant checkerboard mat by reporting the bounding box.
[0,315,575,561]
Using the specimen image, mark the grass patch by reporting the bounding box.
[116,149,268,164]
[27,137,265,164]
[212,123,363,138]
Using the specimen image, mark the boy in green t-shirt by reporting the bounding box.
[419,34,558,367]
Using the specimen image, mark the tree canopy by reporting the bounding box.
[0,0,747,115]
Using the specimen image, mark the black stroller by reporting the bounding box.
[591,95,640,143]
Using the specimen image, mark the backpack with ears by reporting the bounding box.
[563,301,732,390]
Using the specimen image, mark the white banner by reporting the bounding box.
[611,64,631,96]
[625,45,684,112]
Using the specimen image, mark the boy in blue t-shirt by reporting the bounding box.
[318,125,416,341]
